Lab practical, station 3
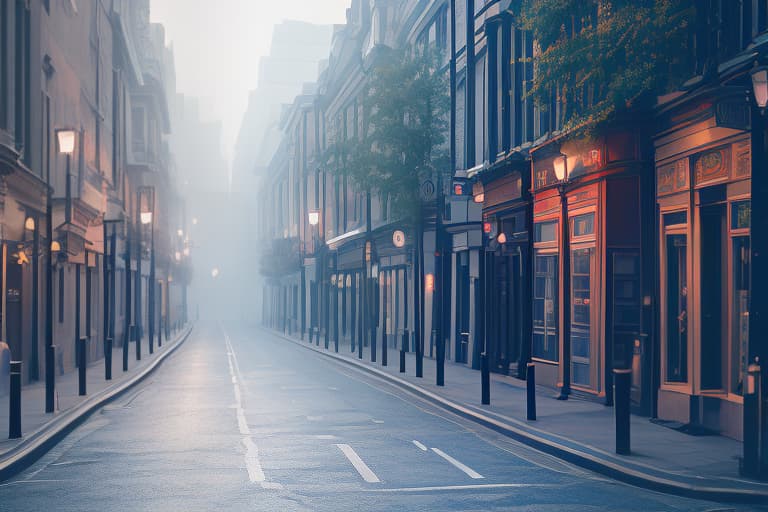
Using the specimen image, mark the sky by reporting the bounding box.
[150,0,351,164]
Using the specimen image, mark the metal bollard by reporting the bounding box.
[481,352,490,405]
[614,368,632,455]
[382,329,387,366]
[742,360,762,477]
[78,337,87,396]
[104,337,113,381]
[9,361,21,439]
[527,362,537,420]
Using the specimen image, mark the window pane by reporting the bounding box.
[572,213,595,237]
[665,234,688,382]
[731,201,751,230]
[571,248,593,387]
[663,211,687,227]
[731,236,750,395]
[534,221,557,243]
[532,252,558,361]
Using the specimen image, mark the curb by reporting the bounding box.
[265,327,768,504]
[0,325,194,482]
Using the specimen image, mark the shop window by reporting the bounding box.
[731,201,751,230]
[731,236,750,395]
[533,253,558,362]
[572,213,595,238]
[571,247,594,387]
[665,233,687,383]
[534,221,557,243]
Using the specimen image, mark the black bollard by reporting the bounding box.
[399,350,406,373]
[526,362,536,421]
[614,368,631,455]
[104,337,113,380]
[382,329,387,367]
[481,352,490,405]
[9,361,21,439]
[78,337,87,396]
[400,330,407,373]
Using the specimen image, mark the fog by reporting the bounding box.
[150,1,348,324]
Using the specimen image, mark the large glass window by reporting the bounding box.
[665,234,688,383]
[571,248,594,387]
[533,253,558,361]
[731,236,750,395]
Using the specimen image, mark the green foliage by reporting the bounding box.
[519,0,695,134]
[326,48,450,220]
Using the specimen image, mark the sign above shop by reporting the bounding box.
[392,230,406,248]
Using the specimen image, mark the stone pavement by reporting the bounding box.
[0,325,192,479]
[273,328,768,503]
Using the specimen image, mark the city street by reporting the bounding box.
[0,324,761,511]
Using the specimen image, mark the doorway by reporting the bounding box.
[700,203,726,391]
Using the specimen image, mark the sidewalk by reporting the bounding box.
[0,325,193,481]
[271,328,768,503]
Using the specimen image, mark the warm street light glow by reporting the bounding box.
[175,251,181,261]
[425,273,435,292]
[553,155,567,181]
[24,217,35,231]
[308,210,320,226]
[752,66,768,109]
[140,211,153,225]
[51,241,61,252]
[497,232,507,244]
[183,247,190,257]
[483,222,492,234]
[211,267,219,278]
[177,229,184,237]
[473,193,484,203]
[57,129,76,154]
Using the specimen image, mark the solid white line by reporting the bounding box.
[242,437,265,482]
[237,409,250,435]
[336,444,381,483]
[223,327,280,489]
[372,483,553,492]
[431,448,484,479]
[412,440,428,451]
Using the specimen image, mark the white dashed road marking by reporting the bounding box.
[412,440,428,451]
[336,444,381,483]
[431,447,484,479]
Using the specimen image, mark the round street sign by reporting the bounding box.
[392,230,406,248]
[420,179,435,201]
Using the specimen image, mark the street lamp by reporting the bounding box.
[744,62,768,477]
[44,129,76,412]
[139,187,156,355]
[553,154,572,401]
[308,210,320,226]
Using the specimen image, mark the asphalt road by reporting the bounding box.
[0,323,762,511]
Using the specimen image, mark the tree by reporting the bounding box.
[520,0,695,134]
[326,47,450,219]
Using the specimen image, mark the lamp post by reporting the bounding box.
[140,187,156,355]
[308,209,321,345]
[26,216,39,381]
[553,154,571,401]
[45,129,75,412]
[744,64,768,477]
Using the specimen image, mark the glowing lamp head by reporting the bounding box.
[57,129,76,155]
[752,66,768,109]
[553,155,567,181]
[308,210,320,226]
[211,267,220,278]
[51,240,61,252]
[497,233,507,244]
[483,222,492,234]
[183,247,190,257]
[425,273,435,292]
[24,217,35,231]
[192,217,198,225]
[177,229,184,238]
[140,212,153,225]
[174,251,181,262]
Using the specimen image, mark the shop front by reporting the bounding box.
[478,165,532,378]
[654,89,751,439]
[531,133,652,411]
